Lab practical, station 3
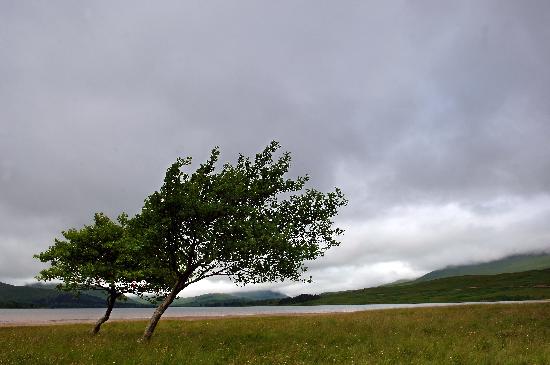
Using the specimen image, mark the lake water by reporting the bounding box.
[0,301,546,325]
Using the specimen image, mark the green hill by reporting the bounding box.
[412,252,550,283]
[26,282,113,300]
[0,282,150,308]
[281,268,550,305]
[173,290,287,307]
[1,282,286,308]
[4,253,548,308]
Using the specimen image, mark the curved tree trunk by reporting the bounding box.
[91,292,117,335]
[141,280,184,342]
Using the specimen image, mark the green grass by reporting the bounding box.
[300,268,550,305]
[1,302,549,364]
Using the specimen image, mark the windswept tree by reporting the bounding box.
[134,141,347,341]
[35,212,149,334]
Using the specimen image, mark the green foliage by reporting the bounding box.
[34,212,147,299]
[290,268,550,305]
[1,303,549,364]
[132,141,347,295]
[32,142,346,338]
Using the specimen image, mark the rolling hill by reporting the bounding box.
[172,290,288,307]
[0,282,150,308]
[3,253,548,308]
[0,282,287,308]
[280,268,550,305]
[412,252,550,283]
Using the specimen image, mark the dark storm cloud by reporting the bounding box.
[1,1,549,292]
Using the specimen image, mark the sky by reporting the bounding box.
[1,1,549,297]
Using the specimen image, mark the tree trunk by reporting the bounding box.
[91,292,117,335]
[141,280,184,342]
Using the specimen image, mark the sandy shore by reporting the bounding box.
[0,312,330,328]
[2,300,548,328]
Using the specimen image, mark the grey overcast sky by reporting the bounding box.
[1,1,549,296]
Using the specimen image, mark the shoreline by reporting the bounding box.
[0,312,329,327]
[1,300,548,328]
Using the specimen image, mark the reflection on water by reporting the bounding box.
[0,301,544,324]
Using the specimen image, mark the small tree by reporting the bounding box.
[35,212,148,334]
[134,141,347,341]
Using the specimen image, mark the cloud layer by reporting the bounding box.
[1,1,549,295]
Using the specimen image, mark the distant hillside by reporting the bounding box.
[2,282,287,308]
[413,253,550,283]
[25,282,140,302]
[173,290,288,307]
[0,282,150,308]
[280,268,550,305]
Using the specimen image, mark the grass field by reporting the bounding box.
[1,302,548,364]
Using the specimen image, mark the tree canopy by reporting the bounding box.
[34,141,348,341]
[34,212,149,334]
[134,141,347,340]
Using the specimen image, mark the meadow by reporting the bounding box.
[0,302,548,364]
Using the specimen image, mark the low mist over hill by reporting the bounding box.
[282,269,550,305]
[412,252,550,283]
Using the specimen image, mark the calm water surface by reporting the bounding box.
[1,301,544,325]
